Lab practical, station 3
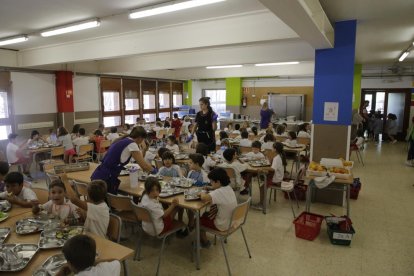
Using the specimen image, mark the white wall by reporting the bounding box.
[73,75,99,112]
[11,72,56,115]
[0,49,17,67]
[361,76,413,88]
[243,78,314,87]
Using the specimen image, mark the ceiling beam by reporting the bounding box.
[97,39,314,72]
[259,0,334,49]
[17,11,298,67]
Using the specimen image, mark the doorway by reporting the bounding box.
[361,89,411,140]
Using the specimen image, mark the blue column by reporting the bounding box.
[313,20,357,125]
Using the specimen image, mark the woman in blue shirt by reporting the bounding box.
[260,101,274,129]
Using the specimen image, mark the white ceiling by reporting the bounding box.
[0,0,413,79]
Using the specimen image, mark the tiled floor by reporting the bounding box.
[32,141,414,275]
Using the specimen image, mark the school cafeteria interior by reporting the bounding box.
[0,0,413,275]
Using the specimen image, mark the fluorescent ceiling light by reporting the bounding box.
[206,65,243,69]
[255,61,300,67]
[398,51,410,62]
[129,0,226,19]
[0,35,28,46]
[41,19,100,37]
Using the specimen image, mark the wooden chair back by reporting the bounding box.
[264,149,276,163]
[157,129,167,139]
[32,188,49,204]
[231,197,251,226]
[78,144,94,156]
[130,201,152,223]
[248,134,256,141]
[239,147,252,154]
[275,136,287,142]
[167,128,175,136]
[72,181,88,201]
[99,140,111,151]
[107,193,133,212]
[297,137,311,146]
[229,133,239,139]
[51,146,65,158]
[107,213,122,243]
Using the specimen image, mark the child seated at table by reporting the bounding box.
[28,130,46,146]
[285,131,298,147]
[232,124,241,135]
[199,168,237,248]
[58,234,120,276]
[187,153,209,184]
[72,128,90,154]
[239,130,252,147]
[275,124,288,137]
[259,128,274,143]
[166,135,179,154]
[46,128,58,144]
[262,133,275,150]
[32,179,78,222]
[0,162,9,192]
[158,151,183,177]
[57,126,75,164]
[0,172,37,207]
[254,142,287,209]
[219,148,248,190]
[196,143,216,172]
[297,123,311,138]
[123,123,131,135]
[139,177,180,236]
[216,139,231,157]
[106,127,119,143]
[216,131,228,146]
[245,141,265,160]
[64,179,110,237]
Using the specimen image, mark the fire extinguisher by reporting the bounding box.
[242,95,247,108]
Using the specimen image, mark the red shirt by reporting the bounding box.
[171,119,183,138]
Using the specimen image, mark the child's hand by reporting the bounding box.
[76,208,86,220]
[56,263,71,276]
[172,198,179,206]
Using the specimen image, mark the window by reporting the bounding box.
[159,93,170,108]
[104,116,121,127]
[0,91,12,140]
[101,78,122,127]
[172,82,183,109]
[204,89,226,114]
[159,112,170,120]
[173,94,183,107]
[125,115,139,125]
[103,92,120,112]
[143,113,156,122]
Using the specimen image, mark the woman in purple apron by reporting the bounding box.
[91,126,154,194]
[260,101,274,129]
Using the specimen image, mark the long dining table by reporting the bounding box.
[0,211,134,275]
[53,162,210,270]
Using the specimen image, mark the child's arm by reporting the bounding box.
[7,196,37,208]
[32,203,41,214]
[162,198,179,218]
[200,192,212,203]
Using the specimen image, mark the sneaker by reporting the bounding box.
[240,189,249,195]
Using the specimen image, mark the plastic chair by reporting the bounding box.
[267,179,299,218]
[221,167,240,191]
[73,144,94,163]
[263,149,276,163]
[107,213,129,276]
[200,197,252,276]
[350,145,364,166]
[130,200,186,276]
[32,187,49,204]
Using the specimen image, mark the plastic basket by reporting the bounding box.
[327,223,356,246]
[293,212,324,241]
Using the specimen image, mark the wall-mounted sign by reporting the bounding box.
[324,102,339,121]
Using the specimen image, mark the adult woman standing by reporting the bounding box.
[91,126,154,194]
[260,101,274,130]
[189,97,218,152]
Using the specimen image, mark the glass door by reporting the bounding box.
[387,92,406,133]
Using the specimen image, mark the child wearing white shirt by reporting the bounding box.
[57,127,75,163]
[32,180,78,222]
[72,128,90,154]
[0,172,37,208]
[254,142,286,209]
[6,133,31,174]
[64,179,109,238]
[166,135,180,154]
[219,148,248,190]
[240,141,265,195]
[261,133,275,150]
[239,131,252,147]
[199,168,237,248]
[106,127,120,143]
[232,124,241,135]
[139,178,180,236]
[284,131,298,147]
[196,143,216,172]
[59,235,121,276]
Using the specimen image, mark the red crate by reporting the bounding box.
[293,212,324,241]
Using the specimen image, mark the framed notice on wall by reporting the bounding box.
[324,102,339,121]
